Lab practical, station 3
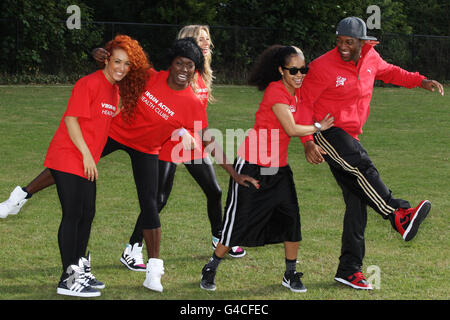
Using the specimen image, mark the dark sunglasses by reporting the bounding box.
[282,66,309,75]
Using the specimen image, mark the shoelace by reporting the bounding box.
[82,260,95,280]
[203,267,216,282]
[351,272,367,282]
[396,207,410,218]
[290,272,304,282]
[84,270,97,282]
[395,208,413,229]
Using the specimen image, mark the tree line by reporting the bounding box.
[1,0,448,83]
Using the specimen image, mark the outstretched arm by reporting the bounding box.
[201,127,260,189]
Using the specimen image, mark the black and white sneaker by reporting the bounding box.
[57,261,101,297]
[282,271,307,293]
[200,265,217,291]
[80,252,105,289]
[120,243,146,272]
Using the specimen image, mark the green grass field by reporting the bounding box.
[0,84,448,302]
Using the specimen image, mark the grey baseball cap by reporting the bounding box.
[336,17,377,40]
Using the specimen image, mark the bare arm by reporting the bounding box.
[202,128,259,189]
[272,103,334,137]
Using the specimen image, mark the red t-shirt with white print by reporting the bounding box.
[108,70,208,156]
[158,71,209,163]
[44,70,119,179]
[237,80,300,167]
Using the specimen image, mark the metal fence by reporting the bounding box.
[1,19,449,83]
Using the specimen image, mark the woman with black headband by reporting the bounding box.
[120,26,247,272]
[105,37,258,292]
[200,45,334,293]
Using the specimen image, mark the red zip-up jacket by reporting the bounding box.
[297,43,426,143]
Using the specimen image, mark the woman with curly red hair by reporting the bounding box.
[103,35,151,123]
[0,35,149,297]
[45,35,139,298]
[0,34,152,217]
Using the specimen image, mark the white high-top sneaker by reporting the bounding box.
[143,258,164,292]
[120,243,146,271]
[0,186,28,218]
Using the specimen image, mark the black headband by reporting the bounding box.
[167,37,205,73]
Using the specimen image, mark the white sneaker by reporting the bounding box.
[120,243,146,272]
[0,186,28,219]
[143,258,164,292]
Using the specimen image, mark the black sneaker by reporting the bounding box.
[200,265,217,291]
[57,261,101,297]
[282,271,307,292]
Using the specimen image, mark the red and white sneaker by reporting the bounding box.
[393,200,431,241]
[335,271,373,290]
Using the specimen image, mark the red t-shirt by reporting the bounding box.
[237,80,300,167]
[158,71,209,163]
[108,70,208,155]
[44,70,119,178]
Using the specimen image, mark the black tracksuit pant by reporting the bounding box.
[314,127,410,273]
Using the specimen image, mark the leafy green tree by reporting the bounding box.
[1,0,102,78]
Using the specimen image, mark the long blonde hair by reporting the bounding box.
[177,25,215,103]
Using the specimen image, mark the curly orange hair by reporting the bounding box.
[104,35,152,122]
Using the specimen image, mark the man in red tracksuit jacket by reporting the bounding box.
[298,17,444,290]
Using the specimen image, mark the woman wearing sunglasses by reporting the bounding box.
[200,45,334,293]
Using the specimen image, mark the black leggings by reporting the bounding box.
[51,169,96,275]
[128,158,223,244]
[101,137,160,230]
